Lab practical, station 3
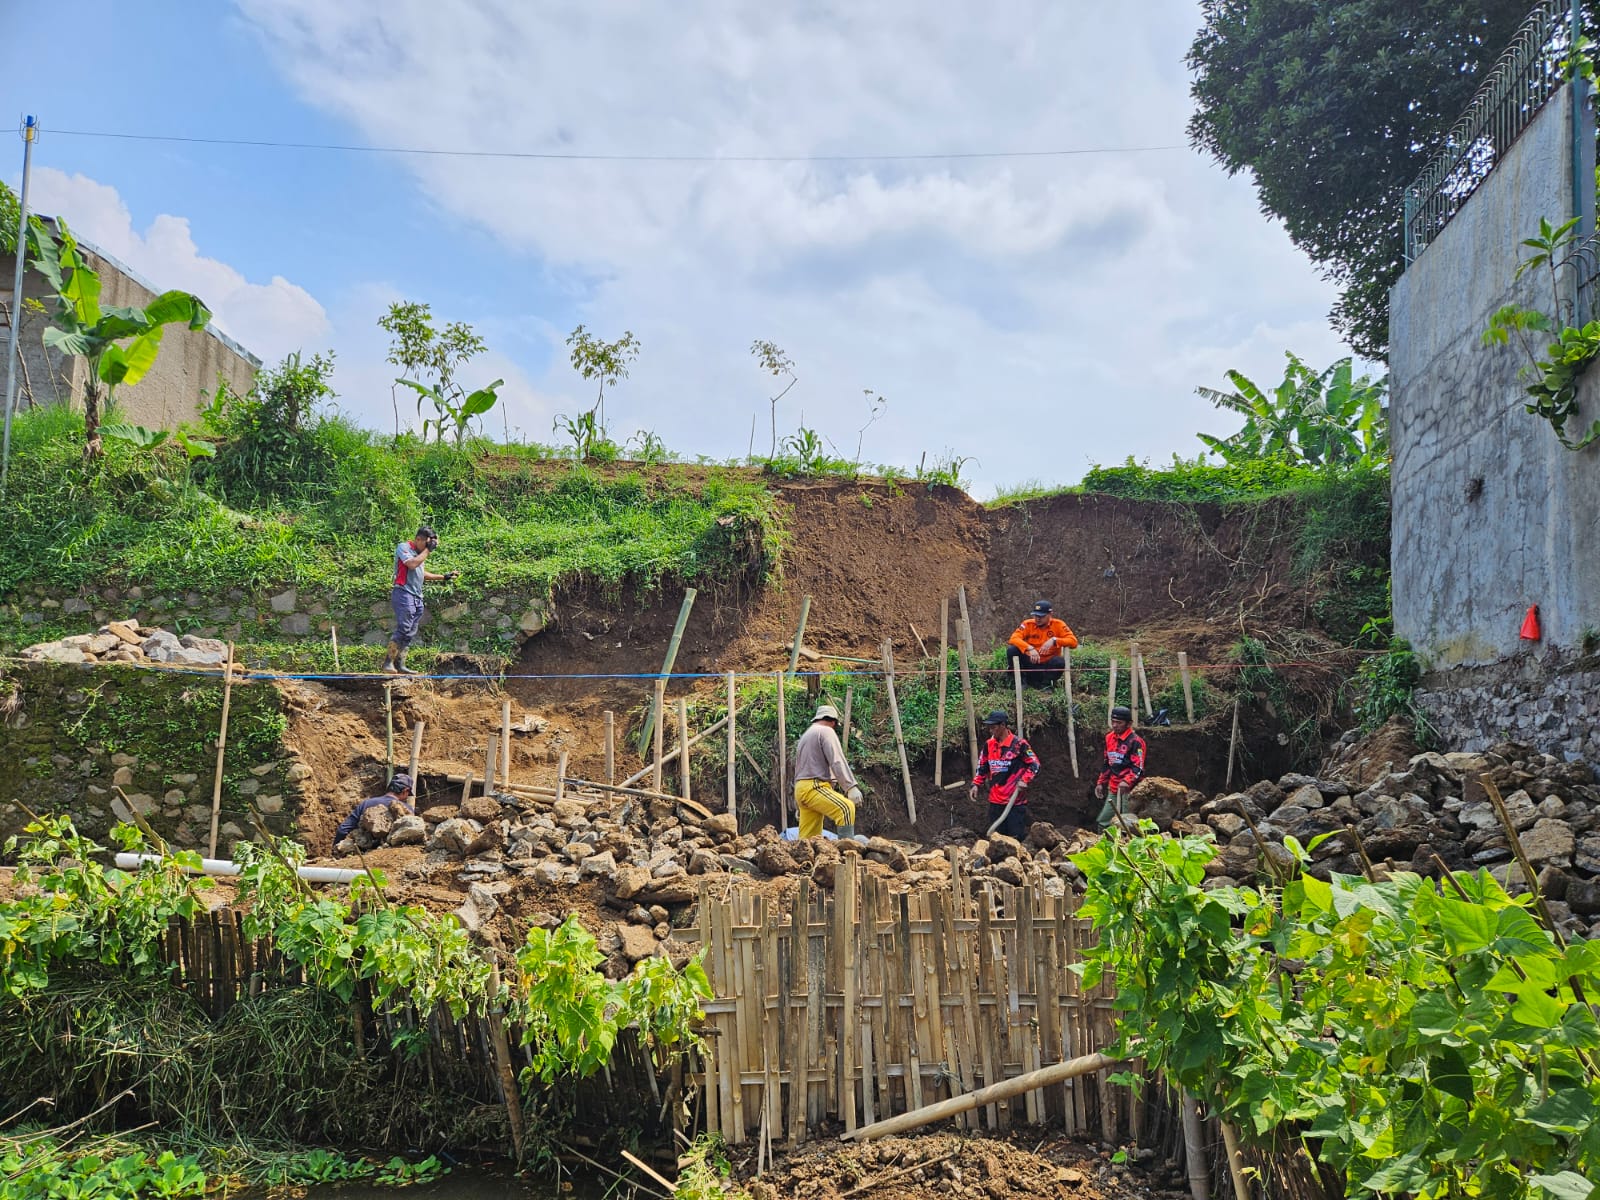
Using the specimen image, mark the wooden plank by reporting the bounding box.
[976,890,1006,1129]
[928,889,972,1129]
[759,895,782,1151]
[838,863,859,1135]
[902,892,930,1116]
[786,880,807,1145]
[807,886,827,1129]
[698,898,722,1140]
[1014,887,1041,1124]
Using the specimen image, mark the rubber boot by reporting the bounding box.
[836,822,869,845]
[381,641,401,674]
[394,648,418,676]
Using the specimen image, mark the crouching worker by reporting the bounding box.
[793,704,865,840]
[335,773,415,852]
[1006,600,1078,688]
[1095,707,1147,828]
[970,709,1040,839]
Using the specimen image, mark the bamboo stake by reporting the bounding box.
[652,678,667,794]
[1128,642,1141,727]
[407,720,424,785]
[775,672,788,830]
[1064,648,1079,778]
[460,769,473,805]
[1137,651,1154,717]
[561,776,716,819]
[934,599,949,789]
[1226,695,1241,788]
[638,588,698,754]
[956,617,978,769]
[555,751,568,805]
[1107,658,1118,724]
[384,683,395,784]
[603,710,615,785]
[882,642,917,824]
[1220,1121,1251,1200]
[487,966,527,1163]
[206,643,237,859]
[841,686,854,747]
[786,594,812,678]
[1012,654,1025,735]
[677,697,692,801]
[500,698,512,791]
[726,672,738,818]
[843,1051,1120,1141]
[482,738,497,799]
[1178,651,1195,723]
[1180,1091,1210,1200]
[329,625,341,673]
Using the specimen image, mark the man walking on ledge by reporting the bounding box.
[793,703,866,840]
[383,524,458,675]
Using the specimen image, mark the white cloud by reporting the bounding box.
[233,0,1358,493]
[24,167,330,364]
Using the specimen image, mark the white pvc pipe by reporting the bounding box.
[114,852,369,884]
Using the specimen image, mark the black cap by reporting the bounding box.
[982,709,1010,725]
[1031,600,1052,615]
[1110,706,1133,721]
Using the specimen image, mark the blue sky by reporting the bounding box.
[1,0,1357,495]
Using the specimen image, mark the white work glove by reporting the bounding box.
[846,785,863,803]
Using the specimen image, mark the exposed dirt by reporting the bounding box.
[736,1131,1186,1200]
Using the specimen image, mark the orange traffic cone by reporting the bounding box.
[1520,605,1541,641]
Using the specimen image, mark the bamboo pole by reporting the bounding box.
[384,683,395,784]
[500,698,512,790]
[841,686,854,747]
[1107,658,1118,723]
[1137,651,1155,717]
[329,625,341,673]
[726,672,737,818]
[483,738,497,799]
[486,966,527,1163]
[555,751,568,805]
[956,618,978,769]
[638,588,698,754]
[1128,642,1141,727]
[1226,695,1241,788]
[1012,654,1025,735]
[603,711,616,785]
[775,672,788,830]
[1178,651,1195,723]
[460,770,473,805]
[1220,1121,1251,1200]
[560,776,716,819]
[206,643,237,859]
[677,697,692,801]
[843,1051,1120,1141]
[786,594,812,678]
[882,642,917,824]
[1180,1091,1211,1200]
[1064,648,1079,778]
[934,599,949,788]
[652,678,667,794]
[407,720,424,785]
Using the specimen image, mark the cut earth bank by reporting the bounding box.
[0,474,1391,938]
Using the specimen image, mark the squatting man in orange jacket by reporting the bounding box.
[1006,600,1078,688]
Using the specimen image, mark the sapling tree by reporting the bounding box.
[566,324,640,438]
[378,301,492,443]
[29,220,212,461]
[751,339,797,459]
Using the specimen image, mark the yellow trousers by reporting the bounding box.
[795,778,855,838]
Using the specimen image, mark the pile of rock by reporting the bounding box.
[1168,741,1600,940]
[19,620,233,668]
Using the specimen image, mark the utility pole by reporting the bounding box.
[0,114,38,500]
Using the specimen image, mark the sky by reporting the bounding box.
[1,0,1358,497]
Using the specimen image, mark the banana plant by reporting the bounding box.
[1196,352,1387,467]
[29,219,212,460]
[396,376,503,444]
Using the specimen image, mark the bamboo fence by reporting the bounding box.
[692,859,1128,1146]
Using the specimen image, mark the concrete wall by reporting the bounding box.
[2,238,259,430]
[1392,86,1600,664]
[1391,85,1600,756]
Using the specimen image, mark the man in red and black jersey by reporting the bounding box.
[969,710,1040,839]
[1095,706,1147,828]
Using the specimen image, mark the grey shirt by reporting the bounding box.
[394,540,426,597]
[792,721,857,790]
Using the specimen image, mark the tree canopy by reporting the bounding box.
[1187,0,1533,361]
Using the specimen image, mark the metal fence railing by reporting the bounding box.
[1571,228,1600,321]
[1403,0,1580,262]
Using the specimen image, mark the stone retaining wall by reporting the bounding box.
[0,663,300,850]
[1416,650,1600,763]
[7,583,554,655]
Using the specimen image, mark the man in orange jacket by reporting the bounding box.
[1006,600,1078,688]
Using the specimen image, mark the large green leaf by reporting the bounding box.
[41,326,101,358]
[460,379,503,418]
[98,422,168,448]
[1530,1172,1596,1200]
[63,259,103,328]
[143,290,212,331]
[98,328,167,388]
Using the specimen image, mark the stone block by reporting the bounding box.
[280,613,312,636]
[269,589,298,614]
